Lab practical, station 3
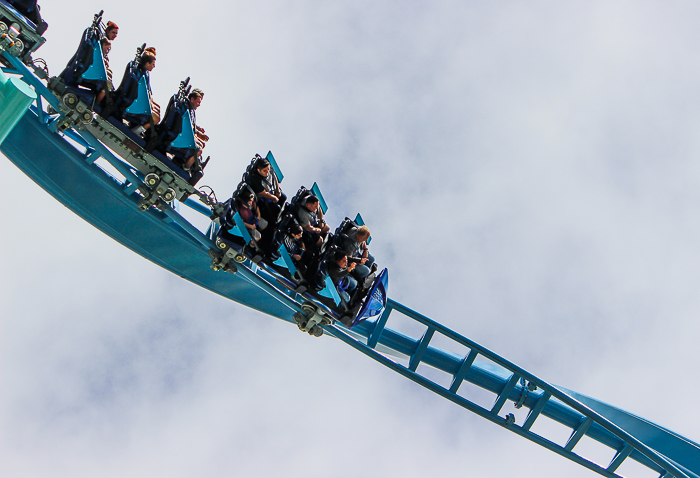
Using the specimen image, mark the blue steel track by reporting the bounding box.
[2,46,700,478]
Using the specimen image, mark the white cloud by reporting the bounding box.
[2,1,700,477]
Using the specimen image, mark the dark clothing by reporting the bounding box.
[189,107,197,132]
[328,261,351,284]
[248,171,274,196]
[283,234,304,258]
[238,203,257,226]
[60,27,101,88]
[296,206,318,228]
[7,0,46,32]
[327,260,359,303]
[112,64,151,123]
[341,227,364,257]
[249,170,284,225]
[7,0,38,15]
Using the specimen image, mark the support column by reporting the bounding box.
[0,67,36,144]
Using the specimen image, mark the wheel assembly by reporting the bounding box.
[163,188,175,202]
[233,253,246,263]
[62,92,78,108]
[145,173,159,186]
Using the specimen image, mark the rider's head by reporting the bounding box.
[304,195,319,212]
[332,249,347,267]
[289,223,303,238]
[140,47,157,71]
[356,225,371,242]
[105,21,119,40]
[188,89,204,109]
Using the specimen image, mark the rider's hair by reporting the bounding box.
[140,47,156,68]
[254,156,270,172]
[289,223,303,235]
[332,249,347,263]
[357,225,371,239]
[189,88,204,100]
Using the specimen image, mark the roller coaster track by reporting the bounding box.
[2,50,700,478]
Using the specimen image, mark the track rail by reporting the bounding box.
[2,50,699,478]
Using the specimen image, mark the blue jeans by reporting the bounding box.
[338,275,358,303]
[353,253,375,279]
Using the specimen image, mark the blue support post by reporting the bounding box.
[232,212,253,244]
[317,275,341,305]
[1,52,60,110]
[607,443,634,473]
[266,151,284,182]
[274,244,298,276]
[367,304,393,348]
[449,349,479,393]
[0,67,36,144]
[311,182,328,214]
[491,373,520,415]
[522,391,551,431]
[408,327,435,372]
[565,416,594,452]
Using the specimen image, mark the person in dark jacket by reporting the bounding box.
[247,156,285,225]
[327,249,358,303]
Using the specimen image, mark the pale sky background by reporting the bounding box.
[2,1,700,477]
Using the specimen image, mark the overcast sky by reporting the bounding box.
[2,1,700,477]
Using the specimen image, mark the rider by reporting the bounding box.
[236,189,268,244]
[188,88,208,150]
[247,155,285,225]
[340,224,375,279]
[174,88,207,185]
[104,21,118,41]
[327,249,358,304]
[59,14,112,90]
[94,37,114,105]
[296,195,330,249]
[111,46,157,131]
[283,223,305,262]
